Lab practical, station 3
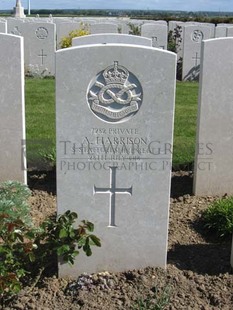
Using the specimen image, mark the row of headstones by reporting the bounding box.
[1,17,167,76]
[1,17,233,79]
[0,32,232,275]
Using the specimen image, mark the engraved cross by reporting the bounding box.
[38,49,47,65]
[94,167,132,227]
[192,52,200,66]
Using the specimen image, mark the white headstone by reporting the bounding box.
[215,26,227,38]
[90,23,118,34]
[56,44,176,276]
[23,22,56,76]
[182,25,212,81]
[227,27,233,37]
[0,20,7,33]
[117,20,131,34]
[0,34,26,183]
[141,23,168,49]
[194,38,233,195]
[215,24,233,38]
[7,18,25,36]
[72,34,152,47]
[56,21,90,49]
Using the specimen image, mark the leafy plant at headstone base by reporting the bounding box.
[0,181,31,225]
[39,147,56,170]
[133,285,171,310]
[128,22,142,35]
[0,181,101,304]
[60,23,90,48]
[202,197,233,237]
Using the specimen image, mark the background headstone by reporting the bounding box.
[182,24,212,80]
[72,34,152,46]
[56,44,176,277]
[227,27,233,37]
[141,23,168,49]
[90,23,118,34]
[194,38,233,195]
[23,22,56,76]
[0,19,7,33]
[215,24,233,38]
[0,34,26,183]
[215,25,227,38]
[56,21,87,49]
[7,18,25,36]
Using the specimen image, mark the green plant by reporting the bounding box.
[0,182,101,302]
[0,215,37,297]
[36,211,101,266]
[202,197,233,237]
[133,285,171,310]
[0,181,31,225]
[128,22,141,35]
[167,25,182,54]
[60,23,90,48]
[39,147,56,169]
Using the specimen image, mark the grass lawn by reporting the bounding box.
[25,78,55,168]
[173,81,199,168]
[25,78,199,169]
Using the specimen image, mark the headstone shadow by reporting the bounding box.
[170,170,193,198]
[183,64,200,81]
[168,242,232,275]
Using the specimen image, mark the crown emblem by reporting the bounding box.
[103,61,129,85]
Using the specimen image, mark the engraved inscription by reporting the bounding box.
[35,27,48,39]
[87,61,143,123]
[94,166,132,227]
[191,30,203,43]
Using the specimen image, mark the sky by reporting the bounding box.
[1,0,233,12]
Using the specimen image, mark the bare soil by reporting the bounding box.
[3,171,233,310]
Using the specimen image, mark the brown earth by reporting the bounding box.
[3,171,233,310]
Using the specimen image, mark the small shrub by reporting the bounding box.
[0,181,101,302]
[39,147,56,170]
[60,23,90,48]
[0,181,31,225]
[202,197,233,237]
[133,285,171,310]
[167,25,182,54]
[128,22,141,36]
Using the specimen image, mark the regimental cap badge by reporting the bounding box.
[87,61,143,124]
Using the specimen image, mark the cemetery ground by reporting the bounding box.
[4,171,232,309]
[2,79,232,309]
